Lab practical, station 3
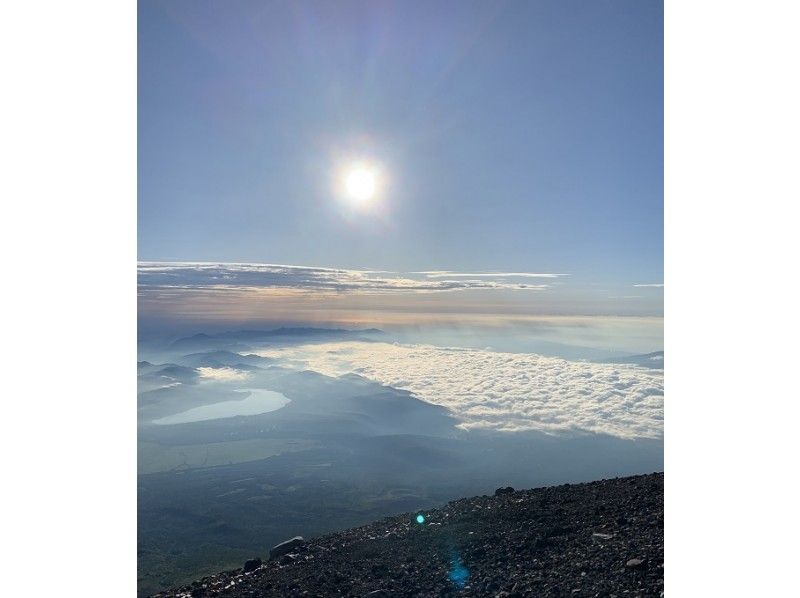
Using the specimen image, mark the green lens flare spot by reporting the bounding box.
[416,514,425,524]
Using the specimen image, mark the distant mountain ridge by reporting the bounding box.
[600,351,664,369]
[169,327,383,350]
[176,350,275,369]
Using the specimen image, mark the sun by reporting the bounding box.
[345,166,377,202]
[338,161,382,207]
[333,158,386,210]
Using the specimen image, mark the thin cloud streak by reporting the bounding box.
[138,262,560,294]
[418,271,568,279]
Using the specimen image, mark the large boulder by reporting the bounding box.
[269,536,305,560]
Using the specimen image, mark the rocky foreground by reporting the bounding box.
[154,473,663,597]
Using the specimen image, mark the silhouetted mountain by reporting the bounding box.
[177,351,275,369]
[169,328,384,351]
[212,327,383,339]
[137,363,199,392]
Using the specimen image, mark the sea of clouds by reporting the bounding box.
[256,341,664,439]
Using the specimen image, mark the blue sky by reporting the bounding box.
[138,1,662,341]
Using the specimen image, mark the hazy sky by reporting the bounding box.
[139,0,663,285]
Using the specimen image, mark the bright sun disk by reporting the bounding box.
[344,165,377,202]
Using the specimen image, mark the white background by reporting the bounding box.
[2,1,799,595]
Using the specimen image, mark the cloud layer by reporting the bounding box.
[256,341,664,439]
[138,262,562,294]
[197,366,252,382]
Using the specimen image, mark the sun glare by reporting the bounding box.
[345,166,376,201]
[339,161,381,206]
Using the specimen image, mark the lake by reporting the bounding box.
[152,389,290,425]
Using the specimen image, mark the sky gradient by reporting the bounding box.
[138,1,663,348]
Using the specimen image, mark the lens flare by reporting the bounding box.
[449,555,469,588]
[416,514,425,524]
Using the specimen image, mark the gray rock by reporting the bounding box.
[626,558,646,569]
[269,536,306,560]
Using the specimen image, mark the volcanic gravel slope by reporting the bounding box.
[154,473,663,598]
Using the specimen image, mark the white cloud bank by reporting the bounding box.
[256,341,664,439]
[197,366,252,382]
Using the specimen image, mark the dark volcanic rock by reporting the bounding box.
[153,473,664,598]
[242,558,261,573]
[494,486,515,496]
[279,553,298,566]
